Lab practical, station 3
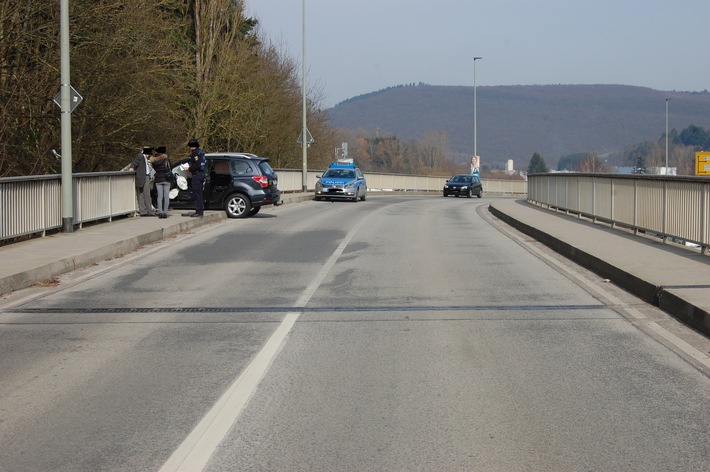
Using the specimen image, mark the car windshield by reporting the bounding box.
[451,175,472,183]
[323,169,355,179]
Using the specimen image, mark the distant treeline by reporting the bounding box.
[557,124,710,174]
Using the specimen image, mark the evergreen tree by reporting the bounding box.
[633,155,647,174]
[679,125,710,149]
[527,152,549,174]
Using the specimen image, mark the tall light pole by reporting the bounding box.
[301,0,308,191]
[473,57,482,174]
[665,98,671,174]
[59,0,74,232]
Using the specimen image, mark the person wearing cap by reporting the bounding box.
[185,139,206,217]
[150,146,171,218]
[127,146,156,216]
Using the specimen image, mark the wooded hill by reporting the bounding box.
[327,84,710,170]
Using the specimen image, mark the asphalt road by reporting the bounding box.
[1,195,709,471]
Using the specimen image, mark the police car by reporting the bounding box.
[314,159,367,202]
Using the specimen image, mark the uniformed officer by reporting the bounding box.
[186,139,205,217]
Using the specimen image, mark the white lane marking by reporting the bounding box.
[159,312,299,472]
[294,213,372,308]
[160,206,380,472]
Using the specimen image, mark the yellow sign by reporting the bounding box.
[696,152,710,176]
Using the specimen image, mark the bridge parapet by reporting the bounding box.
[528,173,710,254]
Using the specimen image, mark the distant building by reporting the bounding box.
[615,167,677,175]
[654,167,677,176]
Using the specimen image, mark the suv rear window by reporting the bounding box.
[258,161,275,175]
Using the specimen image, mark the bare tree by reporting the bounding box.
[578,152,609,173]
[413,130,449,172]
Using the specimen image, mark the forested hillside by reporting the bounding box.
[328,84,710,170]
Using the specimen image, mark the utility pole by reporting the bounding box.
[60,0,74,232]
[301,0,308,191]
[665,98,671,174]
[473,57,482,174]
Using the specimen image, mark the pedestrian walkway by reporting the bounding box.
[0,210,224,296]
[0,193,311,297]
[1,195,709,337]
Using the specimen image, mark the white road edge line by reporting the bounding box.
[646,321,710,368]
[159,203,383,472]
[485,206,710,371]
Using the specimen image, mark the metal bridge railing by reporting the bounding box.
[1,172,136,241]
[1,170,527,242]
[528,173,710,254]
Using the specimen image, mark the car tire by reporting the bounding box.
[467,189,473,198]
[225,193,252,218]
[477,190,483,198]
[249,207,261,216]
[315,197,323,201]
[360,193,366,201]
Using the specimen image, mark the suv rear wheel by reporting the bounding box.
[225,193,252,218]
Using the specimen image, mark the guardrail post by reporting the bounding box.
[633,178,638,235]
[610,179,615,228]
[662,180,668,244]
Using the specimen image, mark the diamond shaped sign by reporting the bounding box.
[53,85,83,113]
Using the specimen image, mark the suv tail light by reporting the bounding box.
[252,175,269,188]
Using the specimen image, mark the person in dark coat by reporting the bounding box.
[185,139,205,217]
[150,146,171,218]
[128,147,155,216]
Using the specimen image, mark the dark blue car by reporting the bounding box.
[443,174,483,198]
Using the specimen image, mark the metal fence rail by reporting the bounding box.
[528,173,710,253]
[275,169,527,194]
[1,170,527,242]
[1,172,136,241]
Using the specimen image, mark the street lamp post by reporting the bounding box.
[473,57,482,174]
[665,98,671,174]
[301,0,308,191]
[60,0,74,232]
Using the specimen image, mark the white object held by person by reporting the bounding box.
[176,175,188,190]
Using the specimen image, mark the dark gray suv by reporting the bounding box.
[169,152,281,218]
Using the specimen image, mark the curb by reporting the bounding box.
[0,213,224,296]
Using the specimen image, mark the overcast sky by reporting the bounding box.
[247,0,710,108]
